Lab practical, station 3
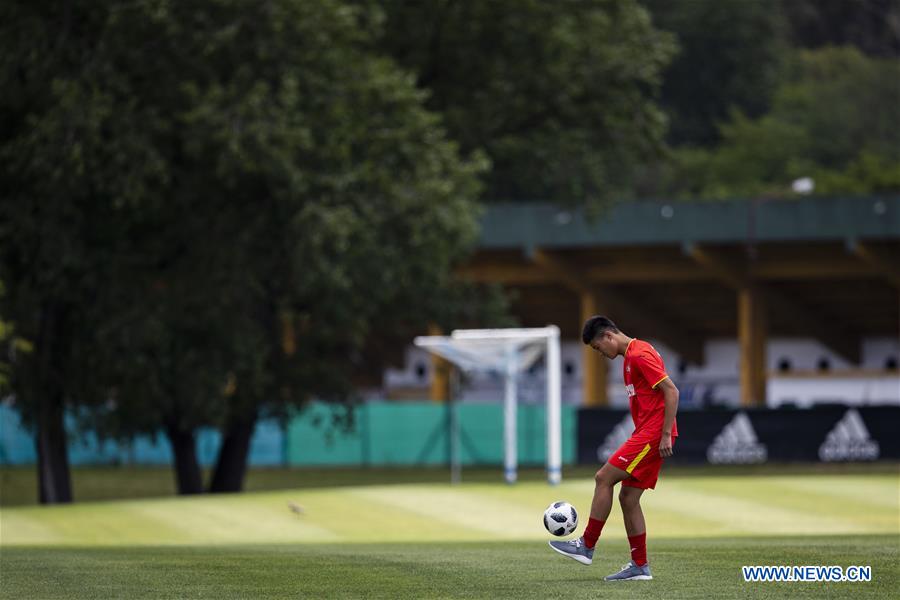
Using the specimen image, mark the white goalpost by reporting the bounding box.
[413,326,562,485]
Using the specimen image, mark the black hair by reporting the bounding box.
[581,315,619,344]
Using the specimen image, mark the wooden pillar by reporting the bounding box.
[580,291,607,407]
[428,324,450,402]
[738,287,767,407]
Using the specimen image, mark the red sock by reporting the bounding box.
[582,518,605,549]
[628,532,647,566]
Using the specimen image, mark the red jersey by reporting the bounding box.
[623,339,677,441]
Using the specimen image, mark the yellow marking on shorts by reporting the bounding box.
[626,443,652,474]
[651,375,669,389]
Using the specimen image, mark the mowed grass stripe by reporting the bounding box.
[131,497,340,544]
[350,485,551,539]
[671,475,899,532]
[780,476,900,508]
[686,475,899,511]
[644,483,880,536]
[1,474,896,547]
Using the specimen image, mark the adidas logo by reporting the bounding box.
[597,414,634,462]
[819,409,880,462]
[706,412,767,464]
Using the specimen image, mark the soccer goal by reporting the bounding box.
[413,326,562,485]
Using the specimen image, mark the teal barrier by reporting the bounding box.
[1,401,578,468]
[0,404,284,466]
[285,401,577,467]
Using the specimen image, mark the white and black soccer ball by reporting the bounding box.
[543,501,578,537]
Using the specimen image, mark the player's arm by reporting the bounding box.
[656,376,679,458]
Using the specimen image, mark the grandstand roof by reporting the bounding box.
[460,196,900,368]
[478,196,900,248]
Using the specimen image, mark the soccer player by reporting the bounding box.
[549,316,679,581]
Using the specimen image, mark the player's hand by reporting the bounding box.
[659,436,673,458]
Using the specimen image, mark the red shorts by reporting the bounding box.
[608,435,674,490]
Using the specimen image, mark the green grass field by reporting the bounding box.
[1,468,898,599]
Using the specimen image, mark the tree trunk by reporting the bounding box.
[34,303,73,504]
[35,389,73,504]
[164,423,204,494]
[208,410,258,493]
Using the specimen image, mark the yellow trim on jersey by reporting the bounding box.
[626,443,652,474]
[625,338,636,356]
[651,375,670,389]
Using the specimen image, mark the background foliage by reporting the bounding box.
[1,0,897,502]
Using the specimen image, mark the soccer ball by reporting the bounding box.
[543,501,578,536]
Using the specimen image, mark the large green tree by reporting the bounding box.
[1,0,503,500]
[364,0,675,208]
[0,0,174,501]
